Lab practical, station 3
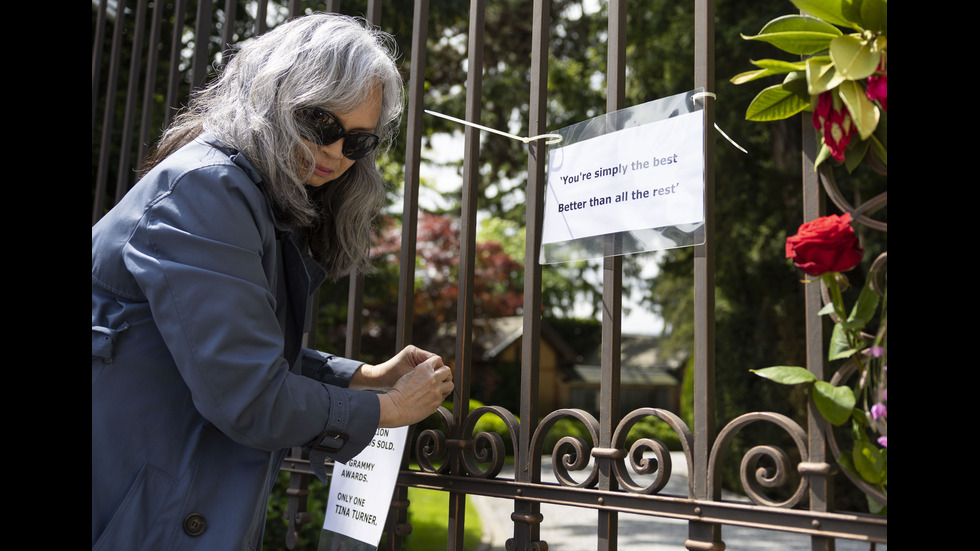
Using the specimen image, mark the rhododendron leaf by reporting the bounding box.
[869,134,887,166]
[806,57,844,95]
[751,366,817,385]
[745,82,810,121]
[838,80,879,140]
[858,0,887,35]
[791,0,860,30]
[813,141,833,170]
[731,60,804,85]
[730,68,772,85]
[843,139,869,173]
[830,35,881,81]
[732,59,809,85]
[813,381,855,426]
[828,323,856,360]
[753,58,808,72]
[742,15,841,55]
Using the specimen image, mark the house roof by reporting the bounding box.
[475,317,684,388]
[429,315,578,364]
[577,333,685,370]
[568,364,679,387]
[570,334,684,387]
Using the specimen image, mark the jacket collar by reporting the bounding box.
[196,133,291,235]
[194,133,327,288]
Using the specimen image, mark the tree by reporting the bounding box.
[315,211,525,365]
[375,211,525,323]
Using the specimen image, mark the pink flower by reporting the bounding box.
[877,436,887,448]
[863,345,884,358]
[811,92,832,131]
[812,92,855,162]
[871,403,887,420]
[865,64,887,112]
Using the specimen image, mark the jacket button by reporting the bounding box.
[183,513,207,536]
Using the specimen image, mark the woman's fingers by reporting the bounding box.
[377,358,453,428]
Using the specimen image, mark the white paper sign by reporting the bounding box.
[320,426,408,548]
[542,109,705,246]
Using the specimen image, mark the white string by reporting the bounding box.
[691,91,748,154]
[426,92,746,153]
[424,110,563,145]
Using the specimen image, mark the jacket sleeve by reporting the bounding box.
[301,348,364,387]
[122,162,379,462]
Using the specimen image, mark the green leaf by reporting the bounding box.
[813,381,855,425]
[817,302,836,316]
[842,280,880,331]
[828,323,856,361]
[730,60,805,85]
[869,133,887,166]
[806,57,845,95]
[753,58,809,72]
[843,138,869,173]
[742,15,842,55]
[830,35,881,81]
[874,111,887,147]
[745,82,810,121]
[838,79,880,140]
[731,68,772,85]
[859,0,888,35]
[790,0,862,30]
[813,141,833,171]
[751,366,818,385]
[852,439,886,484]
[866,494,886,515]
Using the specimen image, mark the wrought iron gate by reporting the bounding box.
[92,1,887,550]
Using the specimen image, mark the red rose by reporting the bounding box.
[785,213,864,276]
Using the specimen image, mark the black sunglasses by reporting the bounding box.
[295,106,381,160]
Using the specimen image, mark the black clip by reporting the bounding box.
[313,430,348,452]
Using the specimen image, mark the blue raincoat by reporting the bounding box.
[92,134,380,550]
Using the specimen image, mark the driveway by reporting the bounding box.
[469,453,886,551]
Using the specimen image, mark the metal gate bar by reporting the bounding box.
[689,0,719,549]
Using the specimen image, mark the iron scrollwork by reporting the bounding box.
[529,408,600,487]
[709,412,811,508]
[611,408,695,495]
[415,404,520,479]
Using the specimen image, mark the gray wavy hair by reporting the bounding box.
[142,13,404,278]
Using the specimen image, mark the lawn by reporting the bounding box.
[399,486,484,551]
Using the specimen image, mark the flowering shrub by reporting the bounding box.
[753,213,887,512]
[731,0,887,172]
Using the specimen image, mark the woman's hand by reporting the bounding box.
[367,347,453,428]
[351,345,445,391]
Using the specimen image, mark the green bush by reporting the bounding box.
[541,417,590,455]
[538,415,683,457]
[471,407,517,457]
[418,398,518,458]
[624,415,684,452]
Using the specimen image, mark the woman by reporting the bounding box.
[92,14,453,550]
